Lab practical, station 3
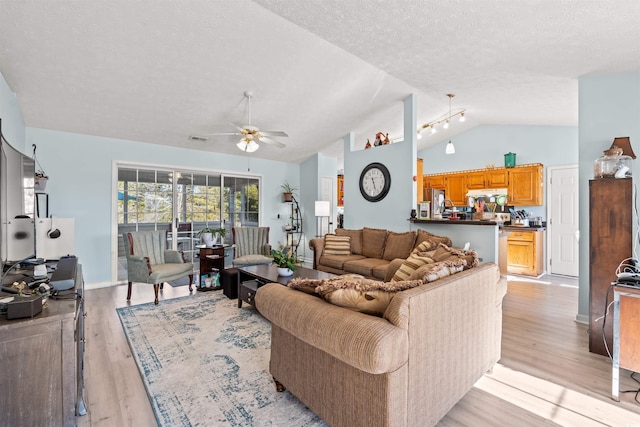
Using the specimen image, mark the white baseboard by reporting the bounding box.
[574,313,589,325]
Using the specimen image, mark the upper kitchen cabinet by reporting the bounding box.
[424,175,445,190]
[485,168,508,188]
[445,173,468,206]
[508,164,543,206]
[466,171,486,189]
[417,158,424,202]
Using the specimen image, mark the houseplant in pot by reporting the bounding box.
[197,227,226,247]
[281,181,298,203]
[271,247,299,276]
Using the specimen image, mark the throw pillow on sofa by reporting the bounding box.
[323,234,351,256]
[288,274,422,316]
[430,243,479,270]
[391,251,435,282]
[413,230,452,251]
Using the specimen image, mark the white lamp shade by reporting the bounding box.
[445,140,456,154]
[314,200,330,217]
[237,138,260,153]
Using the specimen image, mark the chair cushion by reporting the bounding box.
[335,228,363,255]
[361,227,388,258]
[232,254,272,267]
[323,234,351,256]
[382,231,416,261]
[149,262,193,284]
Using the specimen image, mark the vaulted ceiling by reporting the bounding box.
[1,0,639,168]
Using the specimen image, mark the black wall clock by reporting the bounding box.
[359,162,391,202]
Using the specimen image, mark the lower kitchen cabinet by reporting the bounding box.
[506,229,544,276]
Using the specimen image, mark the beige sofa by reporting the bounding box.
[309,227,452,281]
[255,263,507,427]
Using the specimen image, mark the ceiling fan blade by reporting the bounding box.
[228,122,246,132]
[260,130,288,137]
[259,136,286,148]
[201,132,242,136]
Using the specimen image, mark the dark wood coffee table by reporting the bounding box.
[237,264,335,308]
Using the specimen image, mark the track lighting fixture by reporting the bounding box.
[416,93,466,138]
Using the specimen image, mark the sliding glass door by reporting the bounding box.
[116,165,260,283]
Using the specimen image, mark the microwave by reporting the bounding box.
[418,202,431,219]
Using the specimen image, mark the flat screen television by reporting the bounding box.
[0,119,36,266]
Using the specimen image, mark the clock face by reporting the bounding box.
[359,162,391,202]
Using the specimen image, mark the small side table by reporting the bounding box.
[612,284,640,401]
[198,246,225,291]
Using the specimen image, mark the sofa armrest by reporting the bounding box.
[308,238,324,269]
[256,284,408,374]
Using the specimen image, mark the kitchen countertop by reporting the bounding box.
[411,219,498,226]
[410,219,546,231]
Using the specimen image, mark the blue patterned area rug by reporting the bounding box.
[117,292,327,427]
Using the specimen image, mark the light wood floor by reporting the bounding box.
[78,276,640,426]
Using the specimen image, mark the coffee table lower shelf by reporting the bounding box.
[237,264,335,309]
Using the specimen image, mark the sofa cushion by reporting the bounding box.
[336,228,363,255]
[362,227,388,258]
[391,252,436,282]
[372,261,393,280]
[320,254,366,270]
[344,257,389,277]
[413,229,452,251]
[382,231,417,261]
[323,234,351,256]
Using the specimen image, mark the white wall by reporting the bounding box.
[577,72,640,322]
[0,73,25,152]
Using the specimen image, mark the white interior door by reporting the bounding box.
[548,165,579,276]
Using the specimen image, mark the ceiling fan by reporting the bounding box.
[201,91,288,153]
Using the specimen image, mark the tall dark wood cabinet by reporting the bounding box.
[589,178,633,356]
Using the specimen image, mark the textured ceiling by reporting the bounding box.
[1,0,639,168]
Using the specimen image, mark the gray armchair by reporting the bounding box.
[123,230,194,305]
[231,226,272,267]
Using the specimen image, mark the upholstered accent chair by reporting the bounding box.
[123,230,194,304]
[231,226,272,267]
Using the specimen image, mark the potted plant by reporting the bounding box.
[197,227,226,247]
[271,247,299,276]
[281,181,298,203]
[35,170,48,192]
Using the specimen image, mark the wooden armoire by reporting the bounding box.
[589,178,633,356]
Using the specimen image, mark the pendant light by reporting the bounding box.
[446,140,455,154]
[416,93,466,138]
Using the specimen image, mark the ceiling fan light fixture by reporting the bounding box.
[237,138,260,153]
[459,112,465,122]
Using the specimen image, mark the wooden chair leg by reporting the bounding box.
[273,377,285,392]
[159,282,164,290]
[188,274,194,292]
[127,282,133,300]
[153,284,160,305]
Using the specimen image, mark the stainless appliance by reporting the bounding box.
[423,188,446,218]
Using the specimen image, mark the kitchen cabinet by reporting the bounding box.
[466,171,486,189]
[508,165,543,206]
[423,163,543,206]
[506,229,544,276]
[486,169,508,188]
[417,158,424,202]
[337,174,344,207]
[589,178,632,356]
[445,173,467,206]
[424,175,445,190]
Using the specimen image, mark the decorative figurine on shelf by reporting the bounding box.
[365,139,372,149]
[374,132,384,146]
[410,209,417,219]
[383,133,390,145]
